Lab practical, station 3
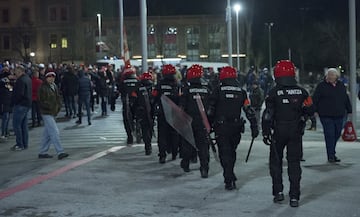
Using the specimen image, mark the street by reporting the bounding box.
[0,101,360,217]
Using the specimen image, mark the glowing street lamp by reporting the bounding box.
[234,3,242,71]
[97,13,102,56]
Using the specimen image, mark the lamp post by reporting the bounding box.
[265,22,274,71]
[119,0,124,57]
[234,3,242,72]
[349,0,357,130]
[226,0,233,66]
[97,13,102,58]
[140,0,148,73]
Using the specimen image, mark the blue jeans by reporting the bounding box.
[13,105,30,148]
[40,115,64,155]
[78,95,91,122]
[320,117,344,159]
[1,112,10,136]
[64,95,76,116]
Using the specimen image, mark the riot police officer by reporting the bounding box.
[152,64,181,164]
[262,60,314,207]
[118,66,139,145]
[179,64,211,178]
[134,72,154,155]
[208,66,259,190]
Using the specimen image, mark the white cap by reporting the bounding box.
[38,63,45,68]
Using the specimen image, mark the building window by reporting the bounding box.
[21,7,30,23]
[148,43,156,58]
[50,34,57,48]
[60,7,68,21]
[49,7,56,22]
[2,8,9,23]
[3,35,10,50]
[186,26,200,61]
[164,27,177,58]
[61,35,68,48]
[208,25,223,61]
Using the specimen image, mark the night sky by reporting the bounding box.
[124,0,350,22]
[123,0,359,71]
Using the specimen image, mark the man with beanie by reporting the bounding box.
[38,71,69,160]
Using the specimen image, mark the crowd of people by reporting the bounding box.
[0,59,354,208]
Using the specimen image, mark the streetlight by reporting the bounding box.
[30,52,35,63]
[234,3,242,72]
[226,0,232,66]
[265,22,274,71]
[97,13,102,58]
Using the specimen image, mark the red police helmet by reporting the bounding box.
[123,65,136,77]
[274,60,296,78]
[162,64,176,75]
[140,72,153,81]
[219,66,237,80]
[186,64,203,80]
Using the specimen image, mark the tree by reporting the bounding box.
[11,23,34,62]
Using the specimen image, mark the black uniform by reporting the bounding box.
[134,79,154,154]
[118,74,139,144]
[262,84,314,202]
[179,78,211,177]
[152,75,180,163]
[208,78,258,189]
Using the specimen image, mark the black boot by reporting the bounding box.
[200,167,208,178]
[180,159,190,172]
[225,181,236,190]
[273,192,285,203]
[145,144,152,155]
[76,119,82,124]
[127,137,133,145]
[159,156,166,164]
[289,198,299,207]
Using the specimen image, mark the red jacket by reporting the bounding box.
[32,77,43,101]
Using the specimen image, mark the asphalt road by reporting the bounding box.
[0,102,360,217]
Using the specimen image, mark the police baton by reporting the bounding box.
[245,137,255,163]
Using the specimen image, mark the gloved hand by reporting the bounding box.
[263,134,272,146]
[251,125,259,138]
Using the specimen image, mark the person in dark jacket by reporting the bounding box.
[96,67,109,116]
[38,71,69,160]
[118,66,140,144]
[208,66,259,190]
[61,66,78,118]
[313,68,352,163]
[10,65,32,151]
[134,72,154,154]
[262,60,314,207]
[179,64,212,178]
[152,64,181,164]
[0,69,13,139]
[249,80,264,127]
[76,70,92,125]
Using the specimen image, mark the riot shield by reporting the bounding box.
[160,95,196,148]
[195,94,219,162]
